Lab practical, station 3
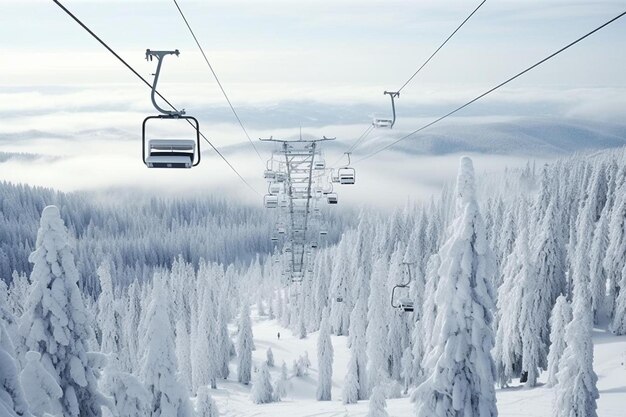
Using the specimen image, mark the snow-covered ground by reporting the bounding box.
[209,311,626,417]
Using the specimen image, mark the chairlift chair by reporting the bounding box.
[269,183,282,195]
[291,271,304,283]
[338,152,356,184]
[327,193,338,204]
[391,262,416,313]
[264,194,279,208]
[320,229,328,236]
[372,117,393,128]
[142,49,200,169]
[264,170,276,180]
[338,167,356,185]
[372,91,399,129]
[314,160,326,170]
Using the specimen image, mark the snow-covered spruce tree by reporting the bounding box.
[141,276,193,417]
[366,257,389,391]
[97,263,121,357]
[123,281,142,374]
[298,314,308,339]
[493,203,528,387]
[400,346,413,395]
[175,319,193,392]
[251,363,274,404]
[103,371,150,417]
[18,205,105,417]
[518,201,549,387]
[546,295,572,387]
[554,263,599,417]
[237,303,254,385]
[192,266,220,391]
[274,361,289,401]
[348,296,368,400]
[217,278,232,379]
[266,347,274,367]
[342,352,360,405]
[0,319,31,417]
[414,157,497,417]
[410,322,424,387]
[532,197,566,326]
[589,202,610,323]
[195,386,219,417]
[0,281,18,347]
[608,175,626,332]
[19,351,61,417]
[367,385,389,417]
[316,311,333,401]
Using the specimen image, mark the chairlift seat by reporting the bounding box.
[327,193,338,204]
[372,117,393,128]
[145,139,196,168]
[399,298,414,312]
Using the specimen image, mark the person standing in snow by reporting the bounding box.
[277,332,280,340]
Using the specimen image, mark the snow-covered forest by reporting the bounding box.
[2,147,626,417]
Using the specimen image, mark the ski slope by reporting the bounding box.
[207,310,626,417]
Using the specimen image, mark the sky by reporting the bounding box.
[1,0,625,206]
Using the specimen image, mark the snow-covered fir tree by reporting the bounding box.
[18,205,106,417]
[141,276,193,417]
[237,303,254,385]
[316,311,333,401]
[251,363,274,404]
[266,347,274,367]
[274,361,289,401]
[367,385,389,417]
[414,157,497,417]
[554,256,599,417]
[0,319,31,417]
[366,257,389,392]
[195,386,219,417]
[546,295,573,387]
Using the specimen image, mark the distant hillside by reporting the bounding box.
[354,118,626,156]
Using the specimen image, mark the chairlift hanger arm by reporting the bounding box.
[383,91,399,128]
[146,49,184,116]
